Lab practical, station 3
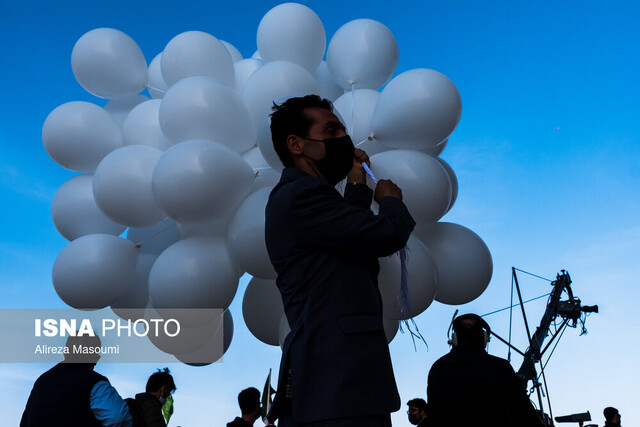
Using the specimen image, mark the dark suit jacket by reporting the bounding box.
[427,346,544,427]
[265,168,416,424]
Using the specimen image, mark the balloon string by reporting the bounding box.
[366,163,413,343]
[354,138,369,148]
[399,318,428,351]
[146,83,166,94]
[349,81,356,138]
[398,245,411,319]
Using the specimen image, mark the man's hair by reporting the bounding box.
[603,407,619,421]
[146,367,176,393]
[453,313,490,349]
[407,398,428,413]
[238,387,260,415]
[269,94,334,167]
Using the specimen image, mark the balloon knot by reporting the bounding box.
[135,243,142,249]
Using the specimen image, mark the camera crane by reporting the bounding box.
[488,268,598,424]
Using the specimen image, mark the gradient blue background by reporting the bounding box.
[1,1,639,425]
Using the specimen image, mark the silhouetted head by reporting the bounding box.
[452,313,491,350]
[407,398,428,425]
[146,367,176,403]
[63,333,102,364]
[604,407,620,424]
[238,387,261,419]
[269,94,335,167]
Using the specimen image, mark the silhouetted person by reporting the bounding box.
[265,95,414,426]
[129,368,176,427]
[407,398,429,426]
[227,387,261,427]
[604,407,621,426]
[426,314,543,427]
[21,334,132,426]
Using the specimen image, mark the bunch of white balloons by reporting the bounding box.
[44,3,493,363]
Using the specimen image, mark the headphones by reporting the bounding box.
[448,313,491,348]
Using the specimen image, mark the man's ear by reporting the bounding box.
[286,135,304,156]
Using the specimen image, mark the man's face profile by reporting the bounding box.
[298,107,347,159]
[408,406,424,425]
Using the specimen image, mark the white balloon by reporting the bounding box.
[228,187,277,279]
[372,69,462,149]
[435,157,458,214]
[93,145,166,227]
[111,252,156,320]
[221,40,243,63]
[414,223,492,305]
[152,140,255,223]
[242,61,318,170]
[122,99,172,150]
[148,53,169,99]
[52,173,126,241]
[42,101,122,172]
[159,76,256,153]
[174,310,234,366]
[313,61,344,102]
[242,277,284,346]
[383,318,399,343]
[370,150,452,224]
[71,28,147,99]
[242,147,280,192]
[53,234,138,309]
[161,31,235,87]
[148,236,240,312]
[333,89,380,146]
[127,218,181,255]
[257,3,326,72]
[178,202,237,239]
[234,58,263,95]
[145,305,217,355]
[378,236,438,320]
[104,94,149,127]
[327,19,398,90]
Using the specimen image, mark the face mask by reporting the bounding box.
[303,135,355,186]
[408,414,419,425]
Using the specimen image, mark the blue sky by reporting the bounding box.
[1,0,639,425]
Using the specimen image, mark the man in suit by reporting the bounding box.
[265,95,416,426]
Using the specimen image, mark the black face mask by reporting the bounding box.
[303,135,355,186]
[408,414,420,425]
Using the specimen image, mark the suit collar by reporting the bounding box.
[280,167,313,182]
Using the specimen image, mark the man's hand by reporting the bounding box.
[346,148,369,185]
[374,179,403,203]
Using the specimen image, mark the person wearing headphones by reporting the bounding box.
[426,313,543,427]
